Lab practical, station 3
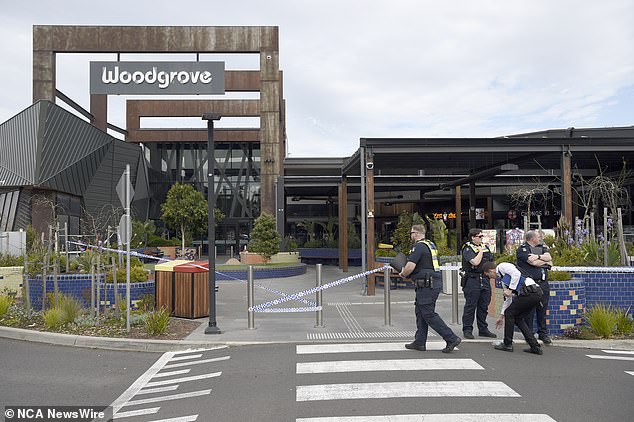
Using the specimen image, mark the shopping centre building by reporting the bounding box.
[1,25,633,256]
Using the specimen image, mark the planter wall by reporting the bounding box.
[216,264,307,280]
[28,274,154,311]
[0,266,23,297]
[297,248,362,265]
[494,270,633,336]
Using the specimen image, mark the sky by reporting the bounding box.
[1,0,633,158]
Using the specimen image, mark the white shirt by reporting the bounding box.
[496,262,537,314]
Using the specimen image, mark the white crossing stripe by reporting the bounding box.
[113,407,160,419]
[601,350,634,355]
[296,414,557,421]
[123,389,211,407]
[297,359,483,374]
[296,381,519,401]
[153,369,191,378]
[163,356,231,369]
[147,416,198,422]
[297,342,449,354]
[170,354,203,361]
[111,352,176,414]
[145,372,222,388]
[586,354,634,361]
[137,385,179,395]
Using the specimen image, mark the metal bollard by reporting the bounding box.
[451,262,460,324]
[247,265,255,329]
[384,267,391,326]
[315,264,324,327]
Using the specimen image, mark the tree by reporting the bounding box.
[131,219,156,248]
[247,213,280,261]
[391,211,425,253]
[161,183,208,253]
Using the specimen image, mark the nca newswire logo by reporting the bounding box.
[90,61,225,95]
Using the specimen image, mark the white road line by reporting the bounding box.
[297,342,449,354]
[163,356,230,369]
[137,385,179,395]
[626,371,634,376]
[145,372,222,388]
[172,346,227,354]
[122,389,211,407]
[153,369,191,378]
[110,352,176,415]
[296,414,557,422]
[297,359,484,374]
[601,350,634,355]
[296,381,519,401]
[170,354,203,361]
[586,355,634,361]
[147,415,198,422]
[112,407,160,419]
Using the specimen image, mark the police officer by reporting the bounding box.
[516,230,553,344]
[483,261,544,355]
[399,224,461,353]
[461,228,497,339]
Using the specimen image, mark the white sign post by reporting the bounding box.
[117,166,134,332]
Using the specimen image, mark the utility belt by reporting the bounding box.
[460,271,486,288]
[518,284,543,297]
[414,272,438,289]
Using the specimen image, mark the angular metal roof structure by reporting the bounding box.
[0,100,148,232]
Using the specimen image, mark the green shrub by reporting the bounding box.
[137,294,155,312]
[0,294,14,316]
[614,307,634,336]
[376,249,398,257]
[58,294,83,325]
[548,271,572,281]
[303,239,325,248]
[280,236,298,252]
[585,304,619,338]
[43,308,63,329]
[561,325,596,339]
[0,253,23,267]
[494,252,516,264]
[144,308,171,336]
[105,266,148,283]
[248,213,281,261]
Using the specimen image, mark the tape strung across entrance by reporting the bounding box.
[249,265,390,313]
[69,241,317,307]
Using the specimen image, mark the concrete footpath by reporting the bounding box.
[2,264,633,352]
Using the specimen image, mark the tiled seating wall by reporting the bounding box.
[28,274,155,311]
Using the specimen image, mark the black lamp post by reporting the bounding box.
[203,112,222,334]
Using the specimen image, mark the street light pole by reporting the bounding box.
[203,113,222,334]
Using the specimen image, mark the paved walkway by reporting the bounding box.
[2,264,633,352]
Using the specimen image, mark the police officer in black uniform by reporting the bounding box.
[516,230,553,344]
[399,224,461,353]
[461,228,497,339]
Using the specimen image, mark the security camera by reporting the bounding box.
[366,162,374,170]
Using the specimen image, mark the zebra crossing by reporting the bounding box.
[294,342,557,421]
[110,346,229,421]
[586,349,634,377]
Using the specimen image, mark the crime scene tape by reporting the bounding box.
[70,241,316,307]
[249,265,390,313]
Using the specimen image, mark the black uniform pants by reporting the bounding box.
[503,291,542,348]
[414,286,459,345]
[462,275,491,334]
[524,281,550,336]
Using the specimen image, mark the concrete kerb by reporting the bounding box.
[2,322,634,353]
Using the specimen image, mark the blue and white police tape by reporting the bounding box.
[72,240,317,307]
[69,241,167,263]
[249,265,390,313]
[258,306,323,313]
